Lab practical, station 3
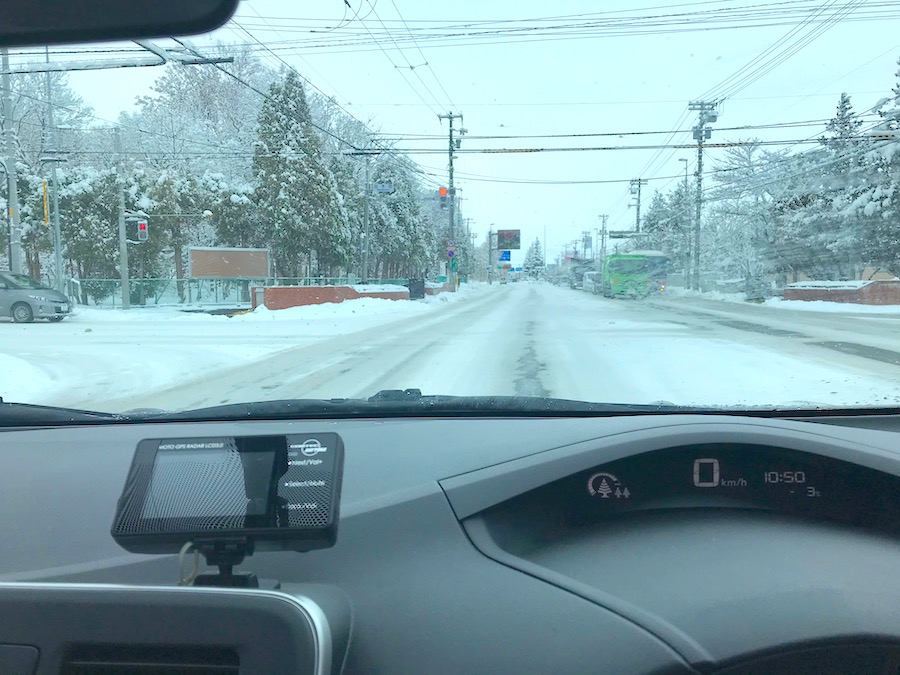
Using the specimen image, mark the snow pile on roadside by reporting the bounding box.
[764,297,900,314]
[0,281,493,406]
[667,282,900,314]
[65,306,221,322]
[229,296,432,321]
[351,284,409,293]
[0,353,53,402]
[421,280,488,304]
[665,286,750,304]
[785,280,875,289]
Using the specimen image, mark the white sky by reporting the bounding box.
[34,0,900,266]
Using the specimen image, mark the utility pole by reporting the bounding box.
[438,111,464,290]
[114,127,130,310]
[2,48,22,274]
[678,158,690,288]
[598,214,608,261]
[44,47,63,293]
[362,154,370,283]
[629,179,648,233]
[488,226,495,284]
[688,100,720,291]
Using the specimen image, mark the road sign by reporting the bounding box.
[498,250,511,262]
[497,229,521,249]
[373,182,395,193]
[447,240,454,246]
[447,250,456,258]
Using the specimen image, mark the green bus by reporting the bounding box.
[600,250,669,298]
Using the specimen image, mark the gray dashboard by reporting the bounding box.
[1,413,899,674]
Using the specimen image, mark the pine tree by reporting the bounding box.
[522,238,544,278]
[842,59,900,275]
[253,70,347,277]
[820,93,862,157]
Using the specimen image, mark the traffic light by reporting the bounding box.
[439,186,448,209]
[136,219,149,242]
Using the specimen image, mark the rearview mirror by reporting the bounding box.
[0,0,239,48]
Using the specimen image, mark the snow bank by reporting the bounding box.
[764,297,900,314]
[785,280,877,289]
[665,286,749,304]
[0,286,490,407]
[0,353,53,402]
[421,281,487,304]
[351,284,409,293]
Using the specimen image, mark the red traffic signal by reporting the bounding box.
[438,186,448,196]
[136,219,149,241]
[438,186,448,209]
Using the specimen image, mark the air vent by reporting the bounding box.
[62,645,238,675]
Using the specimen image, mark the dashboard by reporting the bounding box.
[1,413,899,674]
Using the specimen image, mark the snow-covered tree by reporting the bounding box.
[0,70,92,277]
[522,237,544,278]
[839,60,900,275]
[253,69,348,276]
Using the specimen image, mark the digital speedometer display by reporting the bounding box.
[570,444,898,529]
[584,446,824,505]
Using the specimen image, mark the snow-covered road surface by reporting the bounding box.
[6,281,900,413]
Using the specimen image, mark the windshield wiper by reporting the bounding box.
[0,399,131,427]
[123,391,699,423]
[2,393,890,428]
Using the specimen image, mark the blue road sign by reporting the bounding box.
[498,250,511,261]
[447,250,456,258]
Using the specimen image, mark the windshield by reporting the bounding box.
[1,273,48,290]
[3,2,900,414]
[607,259,668,276]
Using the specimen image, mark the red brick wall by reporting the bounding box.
[251,285,409,310]
[783,281,900,305]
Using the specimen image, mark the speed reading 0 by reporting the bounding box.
[693,458,720,487]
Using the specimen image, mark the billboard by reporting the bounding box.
[188,247,270,278]
[496,229,521,249]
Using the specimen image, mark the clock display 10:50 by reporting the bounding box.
[764,471,806,484]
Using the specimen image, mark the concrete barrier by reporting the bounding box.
[251,284,409,310]
[783,280,900,305]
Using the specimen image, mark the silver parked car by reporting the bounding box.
[0,271,71,323]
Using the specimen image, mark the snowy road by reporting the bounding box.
[12,281,900,413]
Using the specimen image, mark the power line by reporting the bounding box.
[235,8,355,110]
[172,38,361,151]
[699,0,839,100]
[353,1,444,116]
[373,117,872,141]
[387,0,458,111]
[223,2,900,55]
[350,137,839,155]
[710,0,866,101]
[221,18,446,193]
[366,0,448,111]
